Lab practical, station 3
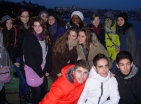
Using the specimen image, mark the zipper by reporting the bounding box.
[98,82,103,104]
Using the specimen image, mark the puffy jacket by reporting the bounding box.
[39,64,86,104]
[78,67,120,104]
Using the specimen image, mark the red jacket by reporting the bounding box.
[39,64,86,104]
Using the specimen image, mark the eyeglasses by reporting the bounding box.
[20,16,29,18]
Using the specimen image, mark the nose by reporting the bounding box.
[124,65,127,70]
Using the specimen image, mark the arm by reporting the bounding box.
[39,80,64,104]
[103,77,120,104]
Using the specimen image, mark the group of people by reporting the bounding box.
[0,7,141,104]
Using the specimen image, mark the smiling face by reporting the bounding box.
[32,21,43,34]
[94,58,109,77]
[73,67,89,83]
[72,15,81,25]
[116,59,133,75]
[48,16,55,25]
[117,17,125,27]
[20,11,29,24]
[68,30,77,42]
[78,31,86,44]
[6,19,13,30]
[91,16,100,27]
[40,13,48,22]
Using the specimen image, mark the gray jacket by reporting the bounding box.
[125,27,141,67]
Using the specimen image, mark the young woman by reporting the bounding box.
[77,27,112,68]
[116,12,141,67]
[14,8,32,104]
[66,11,87,29]
[0,32,11,104]
[38,10,48,23]
[89,14,105,48]
[51,27,78,79]
[22,18,52,104]
[48,14,66,42]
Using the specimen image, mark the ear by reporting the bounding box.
[93,66,96,71]
[116,63,119,69]
[91,20,93,24]
[131,62,133,67]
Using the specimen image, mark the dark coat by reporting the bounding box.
[115,65,141,104]
[51,46,77,78]
[21,32,52,78]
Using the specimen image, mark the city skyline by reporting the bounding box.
[10,0,141,10]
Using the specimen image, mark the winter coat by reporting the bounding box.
[78,67,120,104]
[39,64,86,104]
[77,36,112,68]
[21,32,52,77]
[115,65,141,104]
[124,27,141,67]
[51,44,78,78]
[0,32,11,67]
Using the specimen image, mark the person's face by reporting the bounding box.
[73,67,89,83]
[78,31,86,44]
[116,59,133,75]
[6,19,13,30]
[72,15,81,25]
[68,30,77,42]
[48,16,55,25]
[94,59,109,77]
[91,17,100,27]
[40,13,48,22]
[104,18,112,28]
[20,11,29,24]
[32,21,43,34]
[117,17,125,27]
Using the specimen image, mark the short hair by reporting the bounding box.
[93,53,109,66]
[74,60,90,71]
[116,51,132,64]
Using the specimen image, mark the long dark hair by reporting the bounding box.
[29,18,52,44]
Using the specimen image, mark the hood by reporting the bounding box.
[124,65,138,79]
[89,67,110,83]
[61,64,75,83]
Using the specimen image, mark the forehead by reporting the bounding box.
[75,67,88,72]
[118,59,131,64]
[72,15,80,19]
[21,11,29,15]
[96,59,108,66]
[78,31,85,36]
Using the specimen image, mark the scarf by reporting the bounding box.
[48,22,58,36]
[67,39,78,51]
[34,32,45,41]
[91,24,101,35]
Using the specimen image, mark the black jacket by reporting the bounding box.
[115,65,141,104]
[21,32,52,78]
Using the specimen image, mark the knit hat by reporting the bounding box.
[104,12,114,19]
[71,11,84,21]
[38,10,48,17]
[1,15,12,24]
[117,12,128,22]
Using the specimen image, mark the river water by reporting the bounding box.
[64,17,141,42]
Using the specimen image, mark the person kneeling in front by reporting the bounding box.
[39,59,90,104]
[78,53,120,104]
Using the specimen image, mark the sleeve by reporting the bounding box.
[39,80,64,104]
[103,77,120,104]
[127,27,137,62]
[78,80,89,104]
[44,43,52,73]
[23,34,45,77]
[56,26,66,38]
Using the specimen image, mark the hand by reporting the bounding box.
[0,67,4,70]
[45,72,49,76]
[115,47,120,52]
[77,56,82,61]
[41,76,44,80]
[57,73,62,77]
[14,62,20,67]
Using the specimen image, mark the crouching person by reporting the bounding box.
[115,51,141,104]
[78,53,120,104]
[39,59,90,104]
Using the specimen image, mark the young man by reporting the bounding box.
[115,51,141,104]
[39,60,90,104]
[78,54,120,104]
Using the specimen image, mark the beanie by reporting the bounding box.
[38,10,48,17]
[1,15,12,24]
[117,12,128,22]
[71,11,84,21]
[104,12,114,19]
